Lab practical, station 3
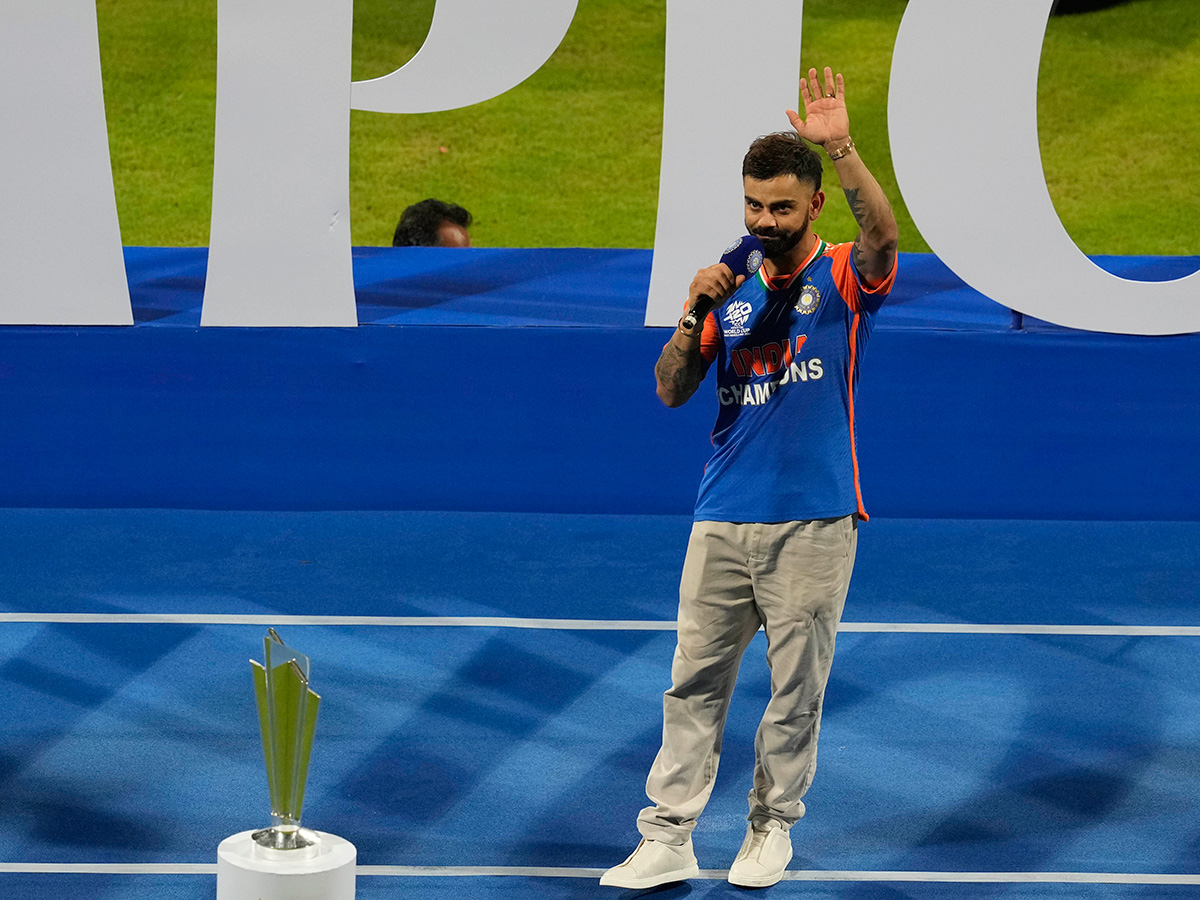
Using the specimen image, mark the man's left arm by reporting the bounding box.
[788,67,898,287]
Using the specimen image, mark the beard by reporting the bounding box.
[752,218,808,258]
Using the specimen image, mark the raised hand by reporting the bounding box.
[787,67,850,149]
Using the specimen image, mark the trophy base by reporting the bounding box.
[252,825,321,859]
[217,829,356,900]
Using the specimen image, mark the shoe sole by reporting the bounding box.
[728,868,786,888]
[600,863,700,889]
[727,850,793,888]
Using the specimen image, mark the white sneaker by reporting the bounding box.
[599,837,700,889]
[727,821,792,887]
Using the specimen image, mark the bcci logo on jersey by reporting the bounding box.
[795,284,820,315]
[724,300,753,336]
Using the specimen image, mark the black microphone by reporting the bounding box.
[680,234,765,331]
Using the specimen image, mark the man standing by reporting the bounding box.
[601,67,899,890]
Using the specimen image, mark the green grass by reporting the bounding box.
[97,0,1200,254]
[348,0,666,249]
[97,0,217,247]
[1038,0,1200,254]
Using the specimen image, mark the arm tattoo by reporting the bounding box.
[656,340,703,400]
[847,186,897,279]
[843,187,868,229]
[852,234,869,275]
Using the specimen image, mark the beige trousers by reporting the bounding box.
[637,515,857,844]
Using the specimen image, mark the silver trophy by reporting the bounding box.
[249,628,322,856]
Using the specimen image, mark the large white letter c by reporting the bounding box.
[890,0,1199,336]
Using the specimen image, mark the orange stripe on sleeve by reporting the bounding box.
[847,311,868,521]
[677,299,721,364]
[828,243,862,312]
[827,242,898,313]
[700,311,720,364]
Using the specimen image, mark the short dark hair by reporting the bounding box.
[742,132,823,191]
[392,199,473,247]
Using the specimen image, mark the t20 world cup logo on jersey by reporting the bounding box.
[724,299,753,337]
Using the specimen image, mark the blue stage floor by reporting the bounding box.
[0,510,1197,898]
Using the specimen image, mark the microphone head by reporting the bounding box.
[720,235,765,278]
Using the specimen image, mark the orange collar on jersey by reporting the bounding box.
[758,237,828,291]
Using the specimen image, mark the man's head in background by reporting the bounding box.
[392,199,473,247]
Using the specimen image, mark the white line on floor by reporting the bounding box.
[0,612,1198,635]
[0,613,676,629]
[0,863,216,874]
[0,863,1196,884]
[359,866,1200,884]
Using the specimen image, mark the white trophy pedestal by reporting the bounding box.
[217,830,356,900]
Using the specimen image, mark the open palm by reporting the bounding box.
[786,67,850,147]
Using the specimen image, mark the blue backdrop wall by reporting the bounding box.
[1,248,1196,519]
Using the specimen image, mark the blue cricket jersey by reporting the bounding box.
[690,237,896,523]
